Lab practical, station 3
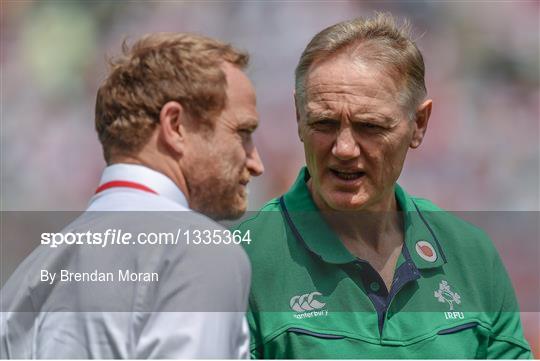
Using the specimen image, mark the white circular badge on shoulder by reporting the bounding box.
[415,240,437,262]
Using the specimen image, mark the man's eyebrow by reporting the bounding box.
[350,113,391,122]
[305,109,337,119]
[240,118,259,130]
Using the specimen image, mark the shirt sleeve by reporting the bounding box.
[134,312,249,358]
[486,251,532,359]
[132,222,252,358]
[246,307,263,359]
[236,316,251,359]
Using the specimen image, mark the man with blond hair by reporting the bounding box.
[236,14,531,358]
[1,33,263,358]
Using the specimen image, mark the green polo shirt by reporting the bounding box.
[237,167,531,359]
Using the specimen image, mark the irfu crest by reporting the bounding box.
[434,280,461,311]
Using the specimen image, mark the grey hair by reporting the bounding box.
[294,12,426,119]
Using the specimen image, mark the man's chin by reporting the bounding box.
[230,199,248,220]
[213,200,247,221]
[322,192,371,212]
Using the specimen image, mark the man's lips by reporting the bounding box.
[329,168,366,181]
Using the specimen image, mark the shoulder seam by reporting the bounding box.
[236,199,280,228]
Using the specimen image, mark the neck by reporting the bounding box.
[311,183,403,255]
[108,153,190,202]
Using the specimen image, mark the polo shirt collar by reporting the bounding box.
[395,183,447,269]
[282,167,447,269]
[94,163,189,208]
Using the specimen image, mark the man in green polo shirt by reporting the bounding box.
[236,13,531,359]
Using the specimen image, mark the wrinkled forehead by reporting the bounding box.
[301,53,404,112]
[307,52,400,94]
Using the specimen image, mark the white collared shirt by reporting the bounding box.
[88,163,189,211]
[1,164,251,359]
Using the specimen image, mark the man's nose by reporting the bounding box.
[247,146,264,176]
[332,127,360,160]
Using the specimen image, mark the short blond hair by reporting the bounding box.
[95,32,249,162]
[295,13,426,116]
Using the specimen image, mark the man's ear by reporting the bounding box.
[410,99,432,149]
[159,101,187,155]
[293,91,304,142]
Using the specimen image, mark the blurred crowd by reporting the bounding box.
[1,0,538,355]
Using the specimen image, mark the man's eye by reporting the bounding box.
[359,122,383,130]
[364,123,379,128]
[311,119,338,130]
[238,129,253,139]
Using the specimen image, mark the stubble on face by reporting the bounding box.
[182,63,258,220]
[186,140,248,221]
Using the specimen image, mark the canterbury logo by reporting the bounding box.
[290,292,326,312]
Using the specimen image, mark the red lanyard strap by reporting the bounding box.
[95,180,158,195]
